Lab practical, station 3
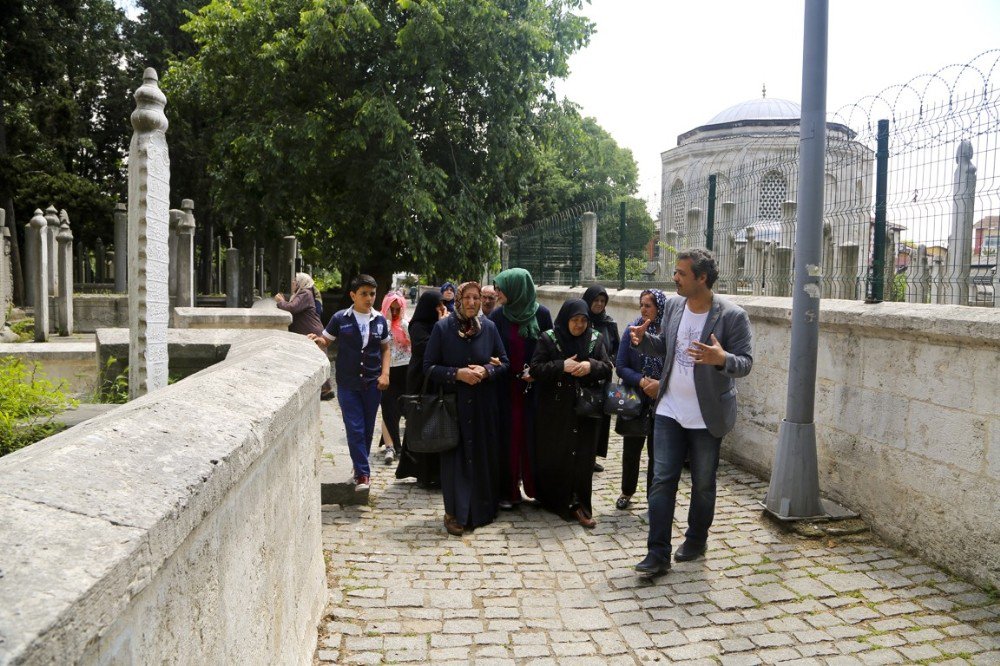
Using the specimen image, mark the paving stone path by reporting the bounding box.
[316,426,1000,665]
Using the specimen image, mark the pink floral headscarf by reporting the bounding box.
[381,292,410,351]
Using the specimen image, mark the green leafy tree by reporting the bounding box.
[503,99,639,229]
[1,0,132,302]
[168,0,593,289]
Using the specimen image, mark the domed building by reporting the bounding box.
[659,95,874,298]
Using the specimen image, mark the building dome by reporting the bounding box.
[707,98,801,124]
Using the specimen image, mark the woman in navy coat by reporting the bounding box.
[424,281,509,536]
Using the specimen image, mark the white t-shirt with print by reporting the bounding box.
[656,305,709,429]
[387,320,411,367]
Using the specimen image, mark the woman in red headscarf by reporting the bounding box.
[377,291,411,465]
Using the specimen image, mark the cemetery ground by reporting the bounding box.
[315,402,1000,665]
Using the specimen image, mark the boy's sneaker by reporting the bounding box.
[355,475,370,492]
[384,448,395,465]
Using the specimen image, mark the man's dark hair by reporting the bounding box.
[677,248,719,288]
[349,274,378,293]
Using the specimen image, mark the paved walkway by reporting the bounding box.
[316,415,999,664]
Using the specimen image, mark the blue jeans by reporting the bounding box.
[337,383,382,478]
[647,415,722,558]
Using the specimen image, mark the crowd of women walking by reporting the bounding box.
[373,270,667,537]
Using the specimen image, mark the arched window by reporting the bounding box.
[758,171,786,220]
[825,173,837,207]
[670,179,684,230]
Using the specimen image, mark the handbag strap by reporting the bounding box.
[421,365,450,397]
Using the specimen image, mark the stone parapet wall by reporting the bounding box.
[0,341,98,398]
[536,286,1000,588]
[172,304,291,329]
[0,333,329,664]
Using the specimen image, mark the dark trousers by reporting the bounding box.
[337,383,381,478]
[647,415,721,558]
[621,431,654,497]
[379,365,407,449]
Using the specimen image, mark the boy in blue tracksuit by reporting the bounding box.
[310,274,390,491]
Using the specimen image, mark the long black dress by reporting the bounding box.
[530,317,613,520]
[395,317,441,486]
[424,316,509,528]
[582,285,620,460]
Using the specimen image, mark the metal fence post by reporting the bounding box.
[706,174,717,252]
[537,228,544,284]
[868,119,889,303]
[618,201,626,289]
[570,219,579,286]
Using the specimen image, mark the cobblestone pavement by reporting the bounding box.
[317,433,1000,665]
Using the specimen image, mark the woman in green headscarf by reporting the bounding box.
[488,268,554,508]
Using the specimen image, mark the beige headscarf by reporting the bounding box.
[454,281,482,339]
[293,272,315,293]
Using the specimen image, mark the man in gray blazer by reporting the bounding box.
[630,248,753,576]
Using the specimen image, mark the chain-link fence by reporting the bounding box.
[503,51,1000,307]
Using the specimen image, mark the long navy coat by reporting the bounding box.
[424,316,509,527]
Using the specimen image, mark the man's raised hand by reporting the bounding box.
[630,318,651,346]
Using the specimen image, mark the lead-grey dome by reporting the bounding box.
[707,98,801,124]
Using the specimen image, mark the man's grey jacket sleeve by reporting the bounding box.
[716,309,753,378]
[634,331,666,357]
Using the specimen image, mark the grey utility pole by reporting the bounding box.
[764,0,850,520]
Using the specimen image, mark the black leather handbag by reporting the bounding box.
[615,409,651,437]
[575,380,607,419]
[603,381,643,418]
[399,369,460,453]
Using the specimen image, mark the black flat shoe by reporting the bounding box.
[635,552,670,577]
[615,494,632,510]
[674,540,707,562]
[593,462,604,473]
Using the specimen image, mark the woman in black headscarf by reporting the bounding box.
[582,285,620,471]
[529,299,613,528]
[395,290,448,487]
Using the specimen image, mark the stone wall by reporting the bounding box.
[45,294,129,333]
[0,332,329,664]
[536,286,1000,588]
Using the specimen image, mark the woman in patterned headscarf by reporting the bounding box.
[613,288,667,510]
[424,281,509,536]
[488,268,553,509]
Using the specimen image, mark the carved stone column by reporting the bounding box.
[30,210,49,341]
[56,215,74,336]
[128,68,171,398]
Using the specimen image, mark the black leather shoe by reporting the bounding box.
[635,552,670,576]
[674,540,707,562]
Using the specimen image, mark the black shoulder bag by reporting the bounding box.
[399,367,460,453]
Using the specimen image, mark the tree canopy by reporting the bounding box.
[168,0,596,283]
[1,0,649,297]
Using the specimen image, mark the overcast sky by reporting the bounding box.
[555,0,1000,214]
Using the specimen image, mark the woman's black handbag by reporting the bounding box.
[575,381,607,419]
[603,381,643,418]
[615,410,651,437]
[399,370,460,453]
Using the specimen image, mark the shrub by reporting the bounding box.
[9,317,35,343]
[0,358,77,457]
